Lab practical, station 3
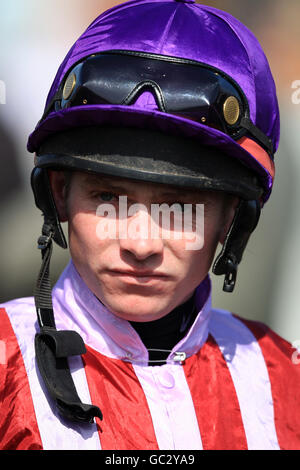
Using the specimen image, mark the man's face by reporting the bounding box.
[50,171,236,322]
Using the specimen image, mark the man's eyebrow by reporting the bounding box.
[82,175,203,199]
[160,190,185,197]
[82,176,130,191]
[82,175,174,193]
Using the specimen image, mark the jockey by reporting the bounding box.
[1,0,299,450]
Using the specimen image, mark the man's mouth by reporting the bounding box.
[108,269,169,283]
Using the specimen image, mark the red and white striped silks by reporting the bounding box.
[1,261,299,450]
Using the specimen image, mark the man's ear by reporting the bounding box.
[219,197,240,245]
[48,170,69,222]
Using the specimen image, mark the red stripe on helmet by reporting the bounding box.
[238,136,275,180]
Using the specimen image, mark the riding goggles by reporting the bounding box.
[43,51,273,156]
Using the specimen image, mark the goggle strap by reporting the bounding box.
[39,88,62,125]
[240,117,273,155]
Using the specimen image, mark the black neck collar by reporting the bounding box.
[130,291,198,365]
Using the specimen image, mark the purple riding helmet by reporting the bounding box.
[28,0,280,423]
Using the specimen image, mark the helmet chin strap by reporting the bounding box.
[31,168,103,424]
[212,199,261,292]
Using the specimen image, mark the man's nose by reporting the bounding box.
[119,209,164,261]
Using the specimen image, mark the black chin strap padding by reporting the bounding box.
[212,199,261,292]
[31,167,67,249]
[35,330,103,423]
[34,222,103,424]
[37,328,87,358]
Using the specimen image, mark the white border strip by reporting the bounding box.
[5,300,101,450]
[209,310,280,450]
[133,363,203,450]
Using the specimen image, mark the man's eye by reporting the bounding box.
[172,202,198,214]
[99,192,117,202]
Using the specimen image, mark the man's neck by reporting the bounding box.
[129,292,197,365]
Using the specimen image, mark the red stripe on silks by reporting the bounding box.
[237,317,300,450]
[82,345,159,450]
[183,334,248,450]
[237,136,275,179]
[0,308,43,450]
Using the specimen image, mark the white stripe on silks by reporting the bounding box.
[133,362,203,450]
[5,301,101,450]
[209,310,280,450]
